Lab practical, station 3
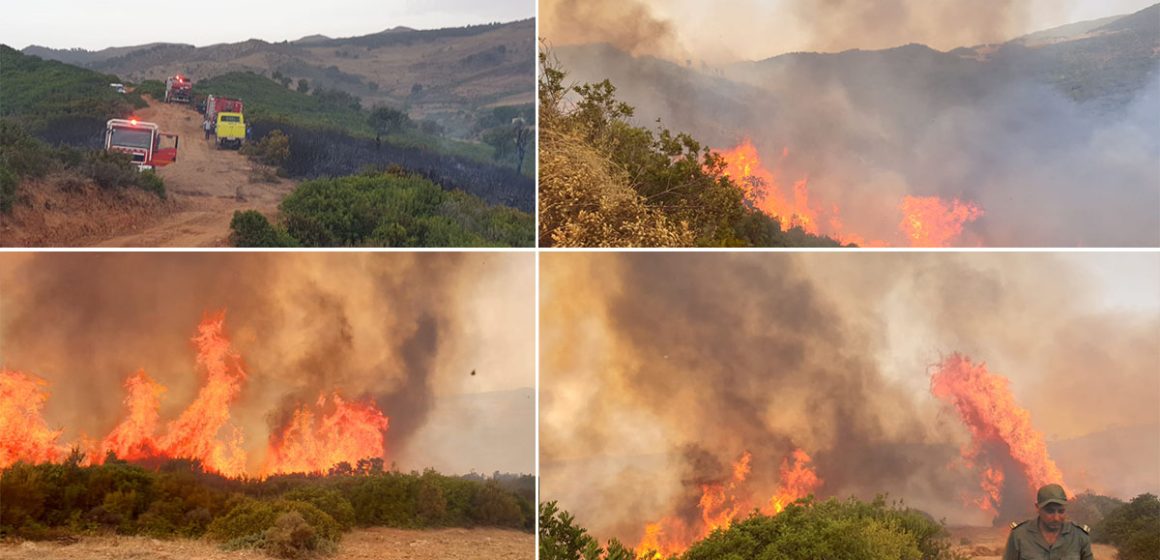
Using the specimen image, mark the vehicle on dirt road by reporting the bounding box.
[214,112,245,149]
[105,118,179,170]
[165,75,192,103]
[204,94,243,125]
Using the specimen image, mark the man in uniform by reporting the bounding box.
[1003,483,1093,560]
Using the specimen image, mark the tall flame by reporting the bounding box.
[636,448,821,558]
[99,369,165,461]
[930,353,1066,515]
[156,311,248,477]
[0,370,63,468]
[0,312,391,479]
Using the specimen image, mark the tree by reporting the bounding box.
[367,106,411,146]
[297,79,309,94]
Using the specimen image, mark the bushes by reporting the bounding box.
[540,498,964,560]
[1093,493,1160,560]
[680,497,962,560]
[267,172,533,247]
[0,118,167,211]
[1,459,532,548]
[241,129,291,167]
[538,51,843,248]
[229,210,297,247]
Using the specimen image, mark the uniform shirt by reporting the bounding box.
[1003,519,1093,560]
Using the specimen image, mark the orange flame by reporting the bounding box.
[718,140,984,247]
[0,370,64,468]
[265,393,390,475]
[900,196,983,247]
[1,312,391,479]
[156,311,248,477]
[99,369,165,461]
[636,449,821,558]
[930,353,1066,514]
[719,139,821,234]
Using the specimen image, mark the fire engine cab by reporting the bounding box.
[105,118,179,171]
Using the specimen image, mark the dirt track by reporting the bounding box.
[0,527,533,560]
[88,97,297,247]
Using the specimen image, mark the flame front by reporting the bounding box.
[930,353,1066,515]
[0,312,391,479]
[636,449,821,558]
[0,370,63,468]
[717,140,983,247]
[266,393,390,475]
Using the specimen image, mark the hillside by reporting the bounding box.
[550,3,1160,247]
[22,19,535,139]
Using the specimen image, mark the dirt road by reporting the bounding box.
[93,97,296,247]
[0,528,533,560]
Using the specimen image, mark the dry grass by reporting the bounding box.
[0,528,533,560]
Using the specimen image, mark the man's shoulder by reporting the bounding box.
[1010,519,1033,531]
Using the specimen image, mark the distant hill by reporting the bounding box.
[1049,423,1160,499]
[23,19,535,138]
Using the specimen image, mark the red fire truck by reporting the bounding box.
[105,118,179,170]
[165,75,192,103]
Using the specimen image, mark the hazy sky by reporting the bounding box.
[0,0,533,50]
[544,0,1157,63]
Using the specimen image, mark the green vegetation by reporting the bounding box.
[134,79,166,99]
[0,119,166,211]
[194,72,492,163]
[1093,493,1160,560]
[540,497,965,560]
[1,456,534,556]
[230,169,532,247]
[1068,492,1126,528]
[539,53,844,248]
[0,45,143,133]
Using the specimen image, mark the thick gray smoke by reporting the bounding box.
[548,4,1160,246]
[0,253,534,475]
[540,253,1160,542]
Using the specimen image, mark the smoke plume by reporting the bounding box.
[0,252,534,475]
[540,253,1160,542]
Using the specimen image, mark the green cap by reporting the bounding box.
[1036,484,1068,507]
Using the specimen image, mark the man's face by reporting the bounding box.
[1037,503,1066,531]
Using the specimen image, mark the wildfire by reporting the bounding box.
[636,449,821,559]
[930,353,1066,515]
[0,312,391,478]
[99,369,165,462]
[265,393,390,475]
[719,139,820,234]
[900,196,983,247]
[717,140,983,247]
[0,370,63,468]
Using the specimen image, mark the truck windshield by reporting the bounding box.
[109,127,153,149]
[220,115,241,123]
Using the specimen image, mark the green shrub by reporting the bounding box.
[278,173,533,247]
[470,481,524,528]
[1094,493,1160,560]
[136,170,166,198]
[135,80,166,99]
[284,486,356,531]
[241,129,290,167]
[230,210,296,247]
[0,165,17,213]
